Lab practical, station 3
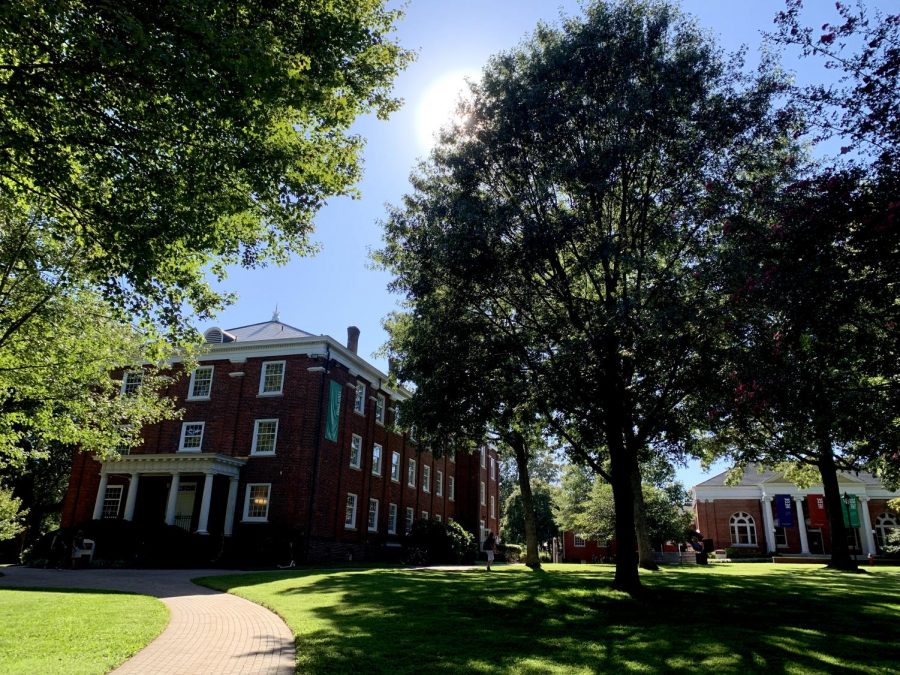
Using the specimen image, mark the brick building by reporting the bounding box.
[693,466,900,557]
[61,317,501,562]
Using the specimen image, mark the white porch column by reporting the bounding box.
[92,472,110,520]
[761,496,776,553]
[123,473,140,521]
[794,495,810,554]
[859,496,876,556]
[164,473,181,526]
[196,472,215,535]
[224,477,239,536]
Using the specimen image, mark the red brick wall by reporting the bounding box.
[563,531,610,562]
[61,349,501,560]
[695,498,766,551]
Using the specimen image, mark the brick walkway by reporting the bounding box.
[0,567,295,675]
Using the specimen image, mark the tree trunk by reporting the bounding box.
[817,435,858,571]
[610,439,641,594]
[510,433,541,569]
[631,464,659,571]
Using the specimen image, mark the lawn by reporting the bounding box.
[0,588,168,675]
[198,563,900,674]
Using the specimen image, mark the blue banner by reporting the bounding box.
[775,494,793,528]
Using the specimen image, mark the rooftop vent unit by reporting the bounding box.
[204,327,237,344]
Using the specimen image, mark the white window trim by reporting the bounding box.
[120,371,143,396]
[242,483,271,522]
[490,495,496,519]
[354,382,366,415]
[102,485,123,519]
[349,434,363,470]
[388,503,398,535]
[480,480,486,506]
[251,419,279,456]
[481,448,486,468]
[258,360,286,396]
[448,476,455,501]
[408,458,417,488]
[423,465,431,493]
[368,498,379,532]
[390,451,401,482]
[178,422,205,452]
[187,365,214,401]
[372,443,383,476]
[345,493,358,530]
[490,457,496,481]
[435,514,442,523]
[436,470,443,497]
[405,506,414,533]
[375,395,386,426]
[421,510,429,520]
[574,534,586,547]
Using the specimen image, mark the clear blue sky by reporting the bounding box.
[207,1,891,489]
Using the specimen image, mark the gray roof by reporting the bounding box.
[224,320,313,342]
[695,464,883,488]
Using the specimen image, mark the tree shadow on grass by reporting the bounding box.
[202,565,900,674]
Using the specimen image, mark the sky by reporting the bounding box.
[206,0,892,489]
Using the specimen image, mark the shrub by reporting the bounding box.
[402,518,476,565]
[498,543,522,563]
[725,546,765,559]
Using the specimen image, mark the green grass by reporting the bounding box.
[0,588,169,675]
[198,563,900,674]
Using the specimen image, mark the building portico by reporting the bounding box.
[91,454,246,536]
[693,466,900,558]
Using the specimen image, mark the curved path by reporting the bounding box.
[0,567,294,675]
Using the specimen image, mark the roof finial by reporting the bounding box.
[272,304,280,322]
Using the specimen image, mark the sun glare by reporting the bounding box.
[414,70,479,151]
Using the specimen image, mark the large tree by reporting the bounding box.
[702,1,900,571]
[1,0,411,338]
[380,0,787,593]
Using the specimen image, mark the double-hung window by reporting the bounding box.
[354,382,366,414]
[121,371,143,395]
[436,470,443,497]
[490,495,496,519]
[259,361,285,395]
[345,493,358,529]
[349,434,362,469]
[490,457,496,481]
[388,503,398,534]
[421,510,429,520]
[405,506,414,533]
[372,444,383,476]
[448,476,455,501]
[102,485,123,519]
[179,422,204,452]
[390,451,401,482]
[375,395,385,425]
[368,499,379,532]
[422,465,431,493]
[188,366,214,400]
[243,484,271,522]
[407,459,417,487]
[251,419,278,455]
[480,481,486,505]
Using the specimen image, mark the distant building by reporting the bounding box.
[693,466,900,557]
[61,317,500,562]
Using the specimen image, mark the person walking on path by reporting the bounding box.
[483,530,497,572]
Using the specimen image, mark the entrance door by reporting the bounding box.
[174,483,196,531]
[808,529,824,554]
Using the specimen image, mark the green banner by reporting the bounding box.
[325,380,342,442]
[841,496,861,528]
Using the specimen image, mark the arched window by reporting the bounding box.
[730,512,757,546]
[875,513,899,552]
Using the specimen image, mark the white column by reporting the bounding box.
[794,495,810,554]
[123,473,140,521]
[859,496,876,556]
[224,477,239,536]
[92,472,109,520]
[197,472,215,535]
[164,473,181,526]
[761,496,776,553]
